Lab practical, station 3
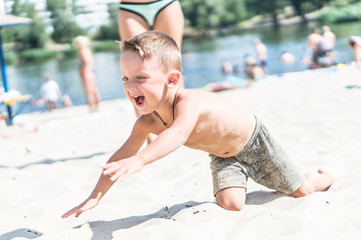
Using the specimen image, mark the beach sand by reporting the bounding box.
[1,65,361,240]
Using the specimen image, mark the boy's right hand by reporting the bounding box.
[62,197,99,218]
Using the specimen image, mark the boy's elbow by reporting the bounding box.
[174,129,188,146]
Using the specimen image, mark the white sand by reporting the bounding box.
[1,65,361,240]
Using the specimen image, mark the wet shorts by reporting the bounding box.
[210,117,304,196]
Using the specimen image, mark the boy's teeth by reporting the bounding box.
[133,95,144,105]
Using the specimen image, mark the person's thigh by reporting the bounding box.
[153,1,184,48]
[216,187,246,211]
[118,10,149,40]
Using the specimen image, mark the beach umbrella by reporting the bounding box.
[0,15,32,125]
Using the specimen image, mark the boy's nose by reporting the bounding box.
[125,81,136,92]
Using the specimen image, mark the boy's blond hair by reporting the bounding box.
[120,31,181,72]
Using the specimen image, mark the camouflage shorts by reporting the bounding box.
[210,117,304,196]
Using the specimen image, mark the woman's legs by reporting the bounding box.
[118,9,149,41]
[118,1,185,142]
[154,1,184,88]
[153,1,184,49]
[118,1,184,48]
[83,70,100,112]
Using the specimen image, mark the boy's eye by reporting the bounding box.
[122,76,128,81]
[137,76,146,80]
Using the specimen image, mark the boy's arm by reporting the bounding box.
[103,94,200,181]
[139,100,198,164]
[62,119,148,218]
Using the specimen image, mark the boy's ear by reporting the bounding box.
[167,71,181,88]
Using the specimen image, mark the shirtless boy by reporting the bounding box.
[62,31,337,217]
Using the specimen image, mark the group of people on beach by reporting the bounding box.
[218,25,336,86]
[35,76,72,111]
[36,35,100,113]
[307,26,361,68]
[62,0,338,219]
[307,25,336,69]
[217,24,361,89]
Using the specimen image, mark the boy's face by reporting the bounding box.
[120,51,169,115]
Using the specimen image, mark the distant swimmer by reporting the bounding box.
[222,61,233,75]
[322,25,336,49]
[279,51,296,64]
[244,55,264,80]
[307,28,322,68]
[253,39,268,73]
[308,28,322,53]
[314,25,336,67]
[349,36,361,67]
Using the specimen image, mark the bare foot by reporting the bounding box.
[318,168,340,189]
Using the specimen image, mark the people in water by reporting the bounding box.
[253,39,268,73]
[308,26,336,68]
[349,36,361,68]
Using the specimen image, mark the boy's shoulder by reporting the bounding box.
[176,88,232,112]
[176,88,213,107]
[180,88,227,102]
[180,88,215,98]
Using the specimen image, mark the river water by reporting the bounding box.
[2,21,360,114]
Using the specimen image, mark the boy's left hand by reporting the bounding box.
[102,156,144,182]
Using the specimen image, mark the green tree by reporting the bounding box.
[182,0,247,30]
[10,0,24,16]
[245,0,286,28]
[47,0,84,44]
[94,3,119,41]
[288,0,332,23]
[3,0,47,50]
[220,0,247,26]
[289,0,307,23]
[24,4,48,49]
[182,0,219,30]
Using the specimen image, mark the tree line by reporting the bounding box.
[2,0,361,61]
[181,0,361,29]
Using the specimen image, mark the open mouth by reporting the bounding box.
[132,95,145,107]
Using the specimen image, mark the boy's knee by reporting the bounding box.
[217,198,245,211]
[216,187,246,211]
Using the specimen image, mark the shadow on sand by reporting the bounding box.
[80,201,207,240]
[0,192,284,239]
[246,190,286,205]
[0,152,107,170]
